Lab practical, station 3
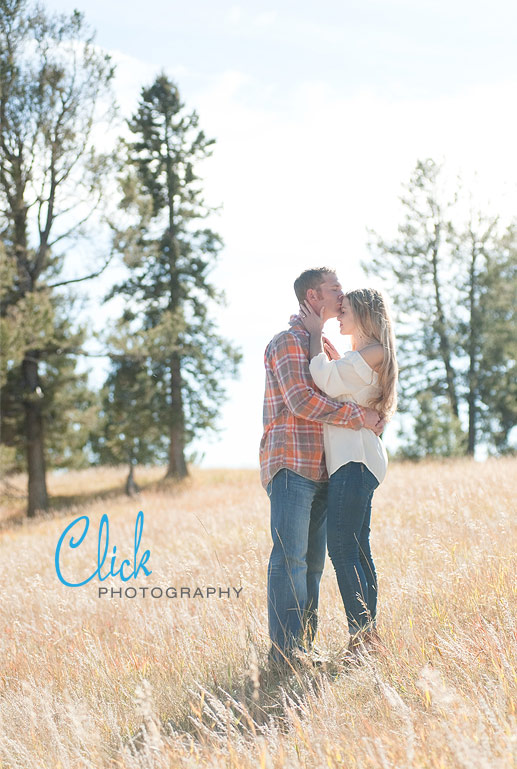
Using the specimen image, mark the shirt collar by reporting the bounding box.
[288,313,308,334]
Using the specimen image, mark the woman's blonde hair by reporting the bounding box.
[345,288,398,420]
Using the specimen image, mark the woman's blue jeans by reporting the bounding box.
[327,462,379,634]
[266,469,327,660]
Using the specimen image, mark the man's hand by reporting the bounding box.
[372,417,387,436]
[362,408,386,436]
[299,300,325,336]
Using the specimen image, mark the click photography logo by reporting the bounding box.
[54,510,243,601]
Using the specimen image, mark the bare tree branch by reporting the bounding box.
[45,253,114,288]
[46,188,104,248]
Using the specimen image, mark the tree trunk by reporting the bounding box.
[467,241,478,455]
[163,124,187,480]
[430,230,459,418]
[166,351,188,478]
[125,463,139,496]
[467,388,476,455]
[22,354,48,516]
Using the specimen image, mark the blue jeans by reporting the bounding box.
[327,462,379,634]
[266,469,327,660]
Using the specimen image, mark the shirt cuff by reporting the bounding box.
[353,403,366,426]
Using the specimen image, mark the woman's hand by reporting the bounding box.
[323,339,340,361]
[299,300,324,336]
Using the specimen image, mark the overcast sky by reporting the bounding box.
[43,0,517,467]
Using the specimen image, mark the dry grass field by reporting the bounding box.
[0,457,516,768]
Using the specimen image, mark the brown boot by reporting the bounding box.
[348,632,366,654]
[362,629,387,656]
[340,631,368,666]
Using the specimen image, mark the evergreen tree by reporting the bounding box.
[0,1,115,514]
[366,159,463,455]
[366,159,517,456]
[1,253,98,474]
[449,210,517,454]
[107,75,241,478]
[396,392,465,459]
[475,226,517,452]
[91,313,168,494]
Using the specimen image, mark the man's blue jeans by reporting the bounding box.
[266,469,327,660]
[327,462,379,634]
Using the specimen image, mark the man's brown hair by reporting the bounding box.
[293,267,336,303]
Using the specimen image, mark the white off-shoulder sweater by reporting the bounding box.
[309,351,388,483]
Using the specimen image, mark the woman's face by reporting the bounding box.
[338,296,357,335]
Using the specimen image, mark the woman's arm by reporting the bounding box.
[308,353,354,398]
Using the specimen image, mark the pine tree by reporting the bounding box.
[1,256,98,474]
[366,159,517,456]
[107,74,241,478]
[91,313,168,494]
[475,225,517,452]
[366,159,463,455]
[0,1,115,514]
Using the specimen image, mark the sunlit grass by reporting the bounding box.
[0,458,515,768]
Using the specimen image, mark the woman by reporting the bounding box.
[300,288,398,658]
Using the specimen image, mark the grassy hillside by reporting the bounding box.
[0,458,516,768]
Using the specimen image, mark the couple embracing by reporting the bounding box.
[259,267,398,667]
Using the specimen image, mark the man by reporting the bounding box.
[260,267,384,665]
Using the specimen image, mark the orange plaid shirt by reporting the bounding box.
[259,316,366,489]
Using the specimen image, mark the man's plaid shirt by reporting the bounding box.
[259,316,366,489]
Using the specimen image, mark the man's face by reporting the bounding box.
[306,273,343,321]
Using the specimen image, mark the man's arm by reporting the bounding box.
[270,332,366,429]
[308,351,386,435]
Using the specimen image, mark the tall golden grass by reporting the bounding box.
[0,457,516,768]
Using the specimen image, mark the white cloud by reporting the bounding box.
[227,5,242,25]
[253,10,278,27]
